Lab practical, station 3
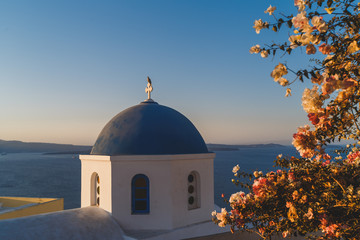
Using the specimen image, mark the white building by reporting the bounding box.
[80,97,216,231]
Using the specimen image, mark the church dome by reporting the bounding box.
[91,100,208,155]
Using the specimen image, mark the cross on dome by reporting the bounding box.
[145,76,153,100]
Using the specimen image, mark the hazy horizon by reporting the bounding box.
[0,137,293,147]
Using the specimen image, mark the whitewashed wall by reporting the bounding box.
[80,153,215,230]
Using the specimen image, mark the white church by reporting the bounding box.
[0,80,232,240]
[79,79,219,237]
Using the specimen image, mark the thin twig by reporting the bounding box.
[331,176,346,193]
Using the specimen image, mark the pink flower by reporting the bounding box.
[304,208,314,220]
[311,16,328,33]
[292,12,309,31]
[294,0,305,11]
[319,43,334,54]
[252,177,271,197]
[321,75,339,95]
[264,5,276,15]
[249,45,261,54]
[292,190,299,200]
[322,160,330,166]
[346,151,360,164]
[324,224,340,237]
[341,78,356,89]
[282,230,290,238]
[270,63,288,81]
[311,74,324,85]
[288,172,295,182]
[292,126,317,158]
[320,215,328,226]
[306,44,316,54]
[348,40,360,53]
[308,113,320,125]
[302,86,323,114]
[253,19,267,34]
[214,208,229,227]
[229,191,246,205]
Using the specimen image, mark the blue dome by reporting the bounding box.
[91,100,208,155]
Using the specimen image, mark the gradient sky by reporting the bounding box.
[0,0,317,146]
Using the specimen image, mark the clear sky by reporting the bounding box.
[0,0,315,146]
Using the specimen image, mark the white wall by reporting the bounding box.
[80,155,112,213]
[80,153,215,231]
[110,160,173,230]
[171,157,214,228]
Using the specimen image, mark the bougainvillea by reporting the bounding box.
[212,0,360,239]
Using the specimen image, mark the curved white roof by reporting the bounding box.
[0,207,125,240]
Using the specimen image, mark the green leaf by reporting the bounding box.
[299,75,304,82]
[310,71,317,78]
[287,20,292,28]
[303,70,309,79]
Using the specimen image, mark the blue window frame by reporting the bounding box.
[131,174,150,214]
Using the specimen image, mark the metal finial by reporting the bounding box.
[145,76,153,100]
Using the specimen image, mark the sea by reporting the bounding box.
[0,146,299,210]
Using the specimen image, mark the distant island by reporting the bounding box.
[0,139,92,154]
[0,139,288,154]
[207,143,286,151]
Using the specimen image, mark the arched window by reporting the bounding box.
[188,171,200,210]
[131,174,150,214]
[90,172,100,206]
